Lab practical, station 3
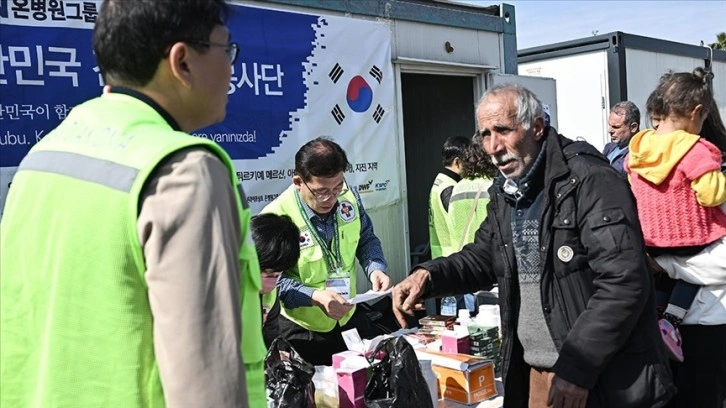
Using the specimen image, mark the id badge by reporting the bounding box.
[326,268,350,299]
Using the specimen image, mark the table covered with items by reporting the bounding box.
[264,303,505,407]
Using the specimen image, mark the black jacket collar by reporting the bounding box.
[492,127,606,205]
[441,167,462,183]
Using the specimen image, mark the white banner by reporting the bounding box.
[232,7,398,212]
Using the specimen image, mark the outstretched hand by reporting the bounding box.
[392,269,430,328]
[312,290,353,320]
[369,270,392,291]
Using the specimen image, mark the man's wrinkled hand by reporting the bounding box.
[548,375,588,408]
[312,290,353,320]
[369,270,392,292]
[392,269,430,328]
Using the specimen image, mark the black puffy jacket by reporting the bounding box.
[419,130,675,407]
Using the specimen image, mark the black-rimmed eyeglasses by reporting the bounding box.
[301,178,349,202]
[188,41,239,65]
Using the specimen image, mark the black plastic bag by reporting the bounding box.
[364,337,434,408]
[265,337,316,408]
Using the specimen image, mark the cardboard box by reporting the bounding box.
[337,367,367,408]
[441,331,470,355]
[332,350,363,369]
[417,350,498,404]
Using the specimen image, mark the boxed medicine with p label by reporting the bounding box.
[416,350,497,404]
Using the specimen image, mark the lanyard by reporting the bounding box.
[294,190,343,273]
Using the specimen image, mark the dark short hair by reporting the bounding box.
[645,89,665,119]
[294,137,349,181]
[442,136,470,167]
[251,213,300,272]
[463,134,498,179]
[610,101,641,128]
[93,0,228,86]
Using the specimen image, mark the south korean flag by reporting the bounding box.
[299,229,315,249]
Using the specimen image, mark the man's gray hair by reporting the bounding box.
[477,84,544,130]
[610,101,641,128]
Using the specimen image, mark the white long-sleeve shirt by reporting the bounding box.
[656,236,726,325]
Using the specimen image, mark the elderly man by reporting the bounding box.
[603,101,641,176]
[0,1,265,407]
[393,85,674,408]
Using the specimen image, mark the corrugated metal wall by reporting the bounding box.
[626,49,726,126]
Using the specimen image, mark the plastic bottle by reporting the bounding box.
[457,309,471,328]
[419,359,439,407]
[476,305,501,335]
[440,296,457,316]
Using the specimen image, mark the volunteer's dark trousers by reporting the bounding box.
[273,307,384,366]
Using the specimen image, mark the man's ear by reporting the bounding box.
[629,121,639,133]
[167,42,193,88]
[292,175,303,190]
[533,116,546,141]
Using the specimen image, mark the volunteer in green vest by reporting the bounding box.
[445,134,499,311]
[262,138,392,366]
[0,1,265,407]
[428,135,469,258]
[425,136,467,315]
[447,134,498,251]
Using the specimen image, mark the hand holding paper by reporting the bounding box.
[348,288,393,305]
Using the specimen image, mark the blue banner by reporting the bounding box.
[0,3,316,166]
[1,1,398,215]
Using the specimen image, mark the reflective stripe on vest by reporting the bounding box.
[262,185,361,332]
[18,150,138,192]
[447,177,492,252]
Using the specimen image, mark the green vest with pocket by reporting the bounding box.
[262,185,361,332]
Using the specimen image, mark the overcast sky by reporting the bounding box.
[460,1,725,50]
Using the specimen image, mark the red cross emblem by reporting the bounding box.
[338,200,355,222]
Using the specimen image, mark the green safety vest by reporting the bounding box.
[262,185,361,332]
[0,93,266,408]
[446,177,493,252]
[428,172,458,258]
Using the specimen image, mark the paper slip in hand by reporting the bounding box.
[348,288,393,304]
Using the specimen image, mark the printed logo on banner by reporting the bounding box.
[357,178,389,193]
[338,200,357,222]
[358,179,373,194]
[375,179,390,192]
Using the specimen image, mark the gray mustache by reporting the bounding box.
[492,154,517,165]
